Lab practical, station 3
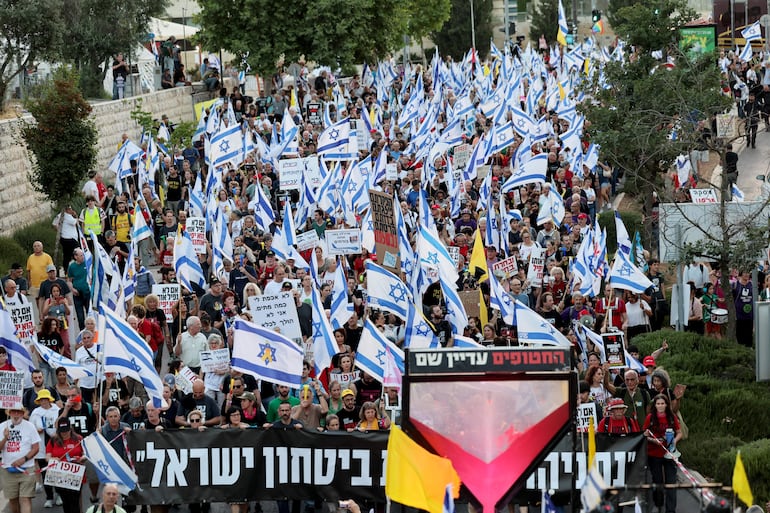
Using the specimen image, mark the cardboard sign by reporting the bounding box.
[602,331,626,369]
[278,159,304,191]
[458,290,481,319]
[690,188,718,204]
[187,217,207,255]
[326,229,362,255]
[152,284,180,323]
[492,256,519,279]
[453,143,471,170]
[44,460,86,490]
[248,292,302,341]
[0,371,25,409]
[199,348,231,374]
[576,403,598,433]
[175,366,200,395]
[716,113,737,138]
[526,248,546,287]
[369,189,400,273]
[8,303,35,346]
[296,230,320,252]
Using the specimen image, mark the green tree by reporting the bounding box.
[195,0,409,78]
[60,0,167,98]
[529,0,569,46]
[407,0,452,42]
[431,0,494,61]
[0,0,65,111]
[22,68,97,210]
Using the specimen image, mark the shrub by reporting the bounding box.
[0,237,28,274]
[598,209,643,254]
[12,219,58,258]
[715,440,770,505]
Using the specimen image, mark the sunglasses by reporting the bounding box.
[190,418,202,423]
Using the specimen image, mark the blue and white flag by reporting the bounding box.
[452,335,484,348]
[210,123,243,169]
[309,285,340,375]
[542,490,557,513]
[318,118,351,157]
[575,321,606,363]
[121,241,136,305]
[355,319,405,382]
[742,20,762,42]
[248,183,276,233]
[132,208,152,243]
[514,299,572,347]
[580,463,608,512]
[32,339,93,381]
[614,210,632,258]
[443,483,456,513]
[232,319,304,388]
[330,259,354,329]
[417,224,459,284]
[90,233,119,310]
[624,346,645,374]
[173,227,206,292]
[441,280,469,336]
[211,211,234,280]
[738,40,753,63]
[732,183,745,202]
[82,432,138,495]
[0,307,35,376]
[365,262,412,320]
[608,249,653,294]
[501,153,548,193]
[101,305,165,408]
[404,301,438,348]
[489,272,516,325]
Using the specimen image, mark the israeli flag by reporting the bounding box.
[317,117,351,156]
[0,307,35,376]
[132,209,152,243]
[501,153,548,193]
[330,259,354,329]
[738,40,754,63]
[514,299,572,347]
[608,250,653,294]
[355,319,405,382]
[173,228,206,292]
[366,262,412,320]
[210,123,243,169]
[741,21,762,42]
[404,301,438,348]
[309,285,340,375]
[232,319,304,388]
[82,432,138,495]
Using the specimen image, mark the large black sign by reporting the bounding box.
[128,430,388,505]
[407,348,571,375]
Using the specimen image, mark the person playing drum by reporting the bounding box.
[702,282,724,339]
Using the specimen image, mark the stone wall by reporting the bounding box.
[0,86,196,237]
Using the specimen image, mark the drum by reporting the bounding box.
[710,308,728,324]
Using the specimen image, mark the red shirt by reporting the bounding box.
[643,412,680,458]
[46,435,84,461]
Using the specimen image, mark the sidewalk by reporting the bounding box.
[709,124,770,202]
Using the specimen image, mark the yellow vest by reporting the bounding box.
[83,207,102,235]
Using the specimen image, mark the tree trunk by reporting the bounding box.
[0,82,7,113]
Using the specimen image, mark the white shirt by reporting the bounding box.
[0,418,39,469]
[75,344,99,389]
[625,299,651,327]
[263,279,288,296]
[60,212,79,240]
[82,180,98,200]
[29,404,60,459]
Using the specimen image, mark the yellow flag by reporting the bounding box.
[587,416,596,468]
[469,228,488,282]
[557,81,566,101]
[385,426,461,513]
[290,87,298,109]
[733,451,753,507]
[479,288,488,326]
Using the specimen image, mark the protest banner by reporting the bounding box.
[328,370,360,388]
[306,102,322,125]
[326,229,362,255]
[152,284,180,323]
[303,156,322,188]
[602,331,626,369]
[355,119,368,152]
[369,189,400,273]
[527,248,546,287]
[186,217,207,255]
[447,246,460,266]
[199,348,231,374]
[44,460,86,491]
[690,189,718,204]
[492,256,519,279]
[247,292,302,341]
[8,303,35,346]
[278,159,304,191]
[385,163,398,181]
[453,143,471,170]
[295,230,320,252]
[175,366,199,394]
[0,371,25,409]
[575,402,598,433]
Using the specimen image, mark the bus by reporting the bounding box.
[713,0,767,48]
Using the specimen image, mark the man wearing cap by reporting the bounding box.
[29,388,60,507]
[597,398,640,434]
[612,369,650,425]
[0,405,39,513]
[337,389,359,431]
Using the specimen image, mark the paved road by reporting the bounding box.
[735,125,770,201]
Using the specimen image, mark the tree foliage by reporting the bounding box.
[610,0,697,52]
[407,0,452,42]
[195,0,410,77]
[529,0,570,46]
[431,0,494,61]
[22,68,97,209]
[0,0,65,111]
[60,0,167,98]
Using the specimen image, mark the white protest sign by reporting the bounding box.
[0,371,25,409]
[356,119,368,152]
[152,284,180,323]
[329,370,361,388]
[247,292,302,341]
[303,156,322,188]
[526,248,546,287]
[175,366,199,395]
[385,163,398,182]
[8,303,35,346]
[690,189,718,204]
[199,348,231,374]
[296,230,320,252]
[44,460,86,490]
[186,217,207,255]
[576,403,598,433]
[278,159,304,191]
[447,246,460,266]
[454,143,471,170]
[326,229,362,255]
[492,256,519,279]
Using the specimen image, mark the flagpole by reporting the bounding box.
[95,311,107,432]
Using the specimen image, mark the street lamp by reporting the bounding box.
[470,0,477,52]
